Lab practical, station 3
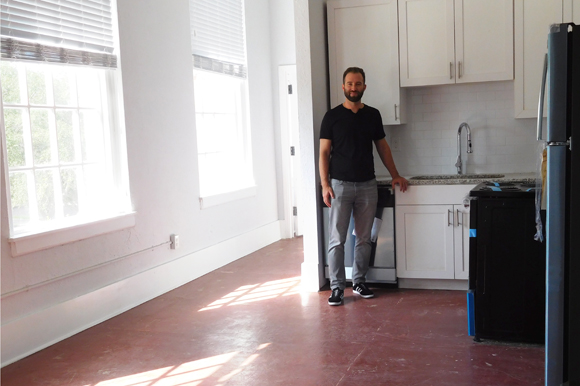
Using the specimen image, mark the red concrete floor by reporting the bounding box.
[2,237,544,386]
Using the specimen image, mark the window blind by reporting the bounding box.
[1,0,116,67]
[190,0,247,78]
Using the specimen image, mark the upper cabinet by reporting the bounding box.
[513,0,580,118]
[398,0,514,87]
[514,0,556,118]
[327,0,406,125]
[398,0,455,86]
[563,0,580,22]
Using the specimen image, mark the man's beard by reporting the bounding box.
[344,89,364,103]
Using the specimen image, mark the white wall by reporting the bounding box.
[1,0,293,366]
[294,0,329,291]
[376,81,541,177]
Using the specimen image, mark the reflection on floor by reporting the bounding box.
[1,237,544,385]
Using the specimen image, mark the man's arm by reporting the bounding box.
[319,138,334,207]
[374,138,408,192]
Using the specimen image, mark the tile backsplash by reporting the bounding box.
[376,80,544,177]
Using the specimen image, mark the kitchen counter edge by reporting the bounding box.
[376,173,536,186]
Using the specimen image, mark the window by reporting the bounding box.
[190,0,255,202]
[1,0,132,246]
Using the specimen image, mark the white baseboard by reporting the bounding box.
[279,218,293,239]
[398,278,468,291]
[1,221,282,368]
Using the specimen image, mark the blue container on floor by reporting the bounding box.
[467,290,475,336]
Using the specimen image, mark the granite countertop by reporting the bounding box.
[376,172,536,186]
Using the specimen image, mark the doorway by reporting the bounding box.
[279,65,302,238]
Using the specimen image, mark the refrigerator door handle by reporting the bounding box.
[537,53,548,141]
[547,138,571,148]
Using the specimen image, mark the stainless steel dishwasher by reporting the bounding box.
[321,184,396,284]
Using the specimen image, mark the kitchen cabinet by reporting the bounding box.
[398,0,514,87]
[327,0,406,125]
[395,185,474,283]
[563,0,580,22]
[514,0,559,118]
[514,0,580,118]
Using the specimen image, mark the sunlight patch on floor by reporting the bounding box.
[198,276,301,311]
[86,343,272,386]
[86,352,236,386]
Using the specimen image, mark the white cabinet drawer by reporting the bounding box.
[395,184,476,205]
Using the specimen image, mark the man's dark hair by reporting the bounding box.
[342,67,366,84]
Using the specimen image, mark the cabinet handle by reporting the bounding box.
[456,209,462,226]
[458,61,462,79]
[448,209,453,226]
[450,62,453,79]
[394,104,398,121]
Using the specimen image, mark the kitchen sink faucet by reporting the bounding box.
[455,122,472,174]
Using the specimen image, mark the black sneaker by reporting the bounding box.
[328,288,344,306]
[353,283,374,298]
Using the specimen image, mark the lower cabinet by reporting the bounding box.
[395,185,475,285]
[395,204,469,279]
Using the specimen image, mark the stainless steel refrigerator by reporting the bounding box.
[538,22,580,386]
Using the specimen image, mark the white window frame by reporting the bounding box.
[192,68,255,208]
[1,0,134,256]
[190,0,255,208]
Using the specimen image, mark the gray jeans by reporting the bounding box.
[327,179,378,290]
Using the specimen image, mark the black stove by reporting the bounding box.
[469,181,538,197]
[467,178,546,344]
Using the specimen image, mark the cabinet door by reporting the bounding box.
[563,0,580,22]
[514,0,555,118]
[395,205,455,279]
[453,204,470,279]
[398,0,455,86]
[455,0,514,84]
[327,0,405,124]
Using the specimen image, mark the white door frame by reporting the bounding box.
[279,64,302,238]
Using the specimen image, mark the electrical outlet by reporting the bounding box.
[391,134,400,151]
[170,234,180,249]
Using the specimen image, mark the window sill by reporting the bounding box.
[8,212,136,257]
[199,186,257,209]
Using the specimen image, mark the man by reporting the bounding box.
[320,67,408,306]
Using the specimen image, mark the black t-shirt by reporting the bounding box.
[320,104,385,182]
